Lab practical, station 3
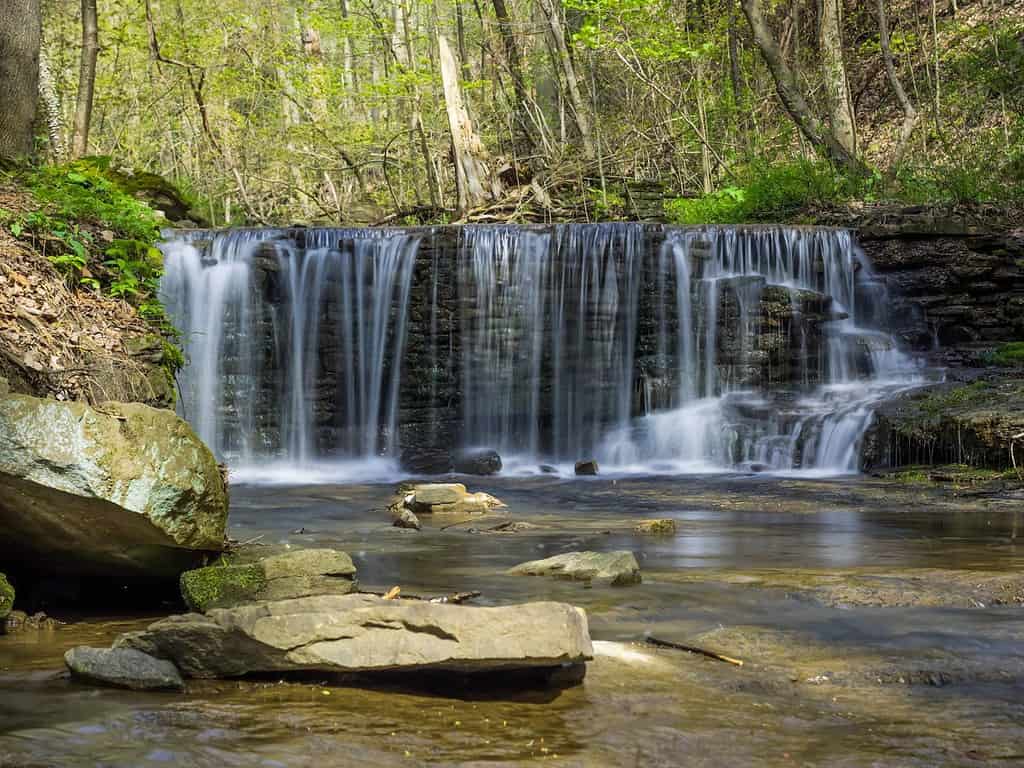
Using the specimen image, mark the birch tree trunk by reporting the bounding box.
[740,0,862,171]
[0,0,41,160]
[38,48,66,159]
[819,0,857,156]
[536,0,596,159]
[438,33,502,214]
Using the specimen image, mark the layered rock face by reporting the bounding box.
[0,381,228,587]
[115,595,594,679]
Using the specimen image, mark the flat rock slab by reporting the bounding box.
[398,483,506,516]
[65,646,184,691]
[510,551,642,586]
[116,594,593,682]
[180,549,357,612]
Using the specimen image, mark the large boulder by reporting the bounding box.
[65,646,184,691]
[453,449,503,476]
[510,551,642,586]
[180,549,357,612]
[115,595,593,682]
[0,384,228,585]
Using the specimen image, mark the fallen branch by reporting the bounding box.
[645,635,744,667]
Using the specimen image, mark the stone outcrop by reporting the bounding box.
[510,551,642,586]
[0,383,228,585]
[65,646,185,691]
[394,483,506,516]
[862,378,1024,470]
[180,549,357,612]
[633,519,677,535]
[574,460,599,476]
[115,594,593,681]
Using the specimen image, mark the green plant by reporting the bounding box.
[985,342,1024,366]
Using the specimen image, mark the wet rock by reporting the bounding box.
[115,594,593,683]
[180,549,357,612]
[0,388,228,585]
[393,508,422,530]
[574,460,599,476]
[539,465,559,474]
[510,551,642,586]
[400,446,453,475]
[0,573,13,630]
[453,449,503,476]
[65,646,184,691]
[400,483,506,516]
[486,521,541,534]
[633,519,677,536]
[862,378,1024,471]
[4,610,61,633]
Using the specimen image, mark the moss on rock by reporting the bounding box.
[180,560,267,613]
[0,573,14,623]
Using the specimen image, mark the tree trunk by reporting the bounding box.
[740,0,862,171]
[536,0,595,159]
[38,48,66,159]
[0,0,41,160]
[876,0,918,170]
[71,0,99,158]
[438,33,502,215]
[491,0,536,156]
[819,0,856,155]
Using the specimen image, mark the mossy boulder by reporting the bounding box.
[181,549,357,612]
[0,573,14,625]
[863,378,1024,470]
[0,386,228,585]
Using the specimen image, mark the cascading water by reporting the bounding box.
[160,228,418,481]
[159,223,921,482]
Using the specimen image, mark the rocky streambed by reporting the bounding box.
[2,473,1023,766]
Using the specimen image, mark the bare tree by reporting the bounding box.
[438,33,503,214]
[491,0,536,156]
[536,0,595,159]
[819,0,856,155]
[0,0,41,160]
[740,0,862,171]
[71,0,99,158]
[877,0,919,171]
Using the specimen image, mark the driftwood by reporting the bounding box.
[645,636,744,667]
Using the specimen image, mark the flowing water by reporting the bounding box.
[158,224,923,480]
[2,477,1023,766]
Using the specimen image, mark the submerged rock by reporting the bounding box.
[453,449,503,476]
[399,483,506,516]
[180,549,357,612]
[115,595,593,683]
[0,573,13,629]
[65,646,184,691]
[510,551,642,586]
[0,386,228,585]
[633,519,677,536]
[574,460,599,476]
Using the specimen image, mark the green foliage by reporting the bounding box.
[1,159,183,380]
[985,342,1024,367]
[666,160,869,224]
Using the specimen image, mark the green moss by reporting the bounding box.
[0,573,14,620]
[987,342,1024,366]
[180,559,267,612]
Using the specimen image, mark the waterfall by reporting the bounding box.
[159,223,920,481]
[160,229,418,480]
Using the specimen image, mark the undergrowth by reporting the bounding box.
[0,157,182,377]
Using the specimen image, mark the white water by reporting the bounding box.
[160,224,921,482]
